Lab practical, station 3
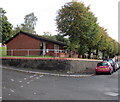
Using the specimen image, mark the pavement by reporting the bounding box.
[0,65,94,78]
[1,61,120,78]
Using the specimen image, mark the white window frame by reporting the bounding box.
[43,42,46,55]
[54,44,59,53]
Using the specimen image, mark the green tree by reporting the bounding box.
[14,13,38,34]
[85,19,100,59]
[56,2,99,58]
[42,32,56,40]
[97,27,118,59]
[95,27,108,59]
[117,43,120,56]
[55,34,69,44]
[106,38,118,58]
[42,32,69,44]
[112,40,119,56]
[0,8,13,43]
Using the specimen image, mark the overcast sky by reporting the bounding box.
[0,0,119,41]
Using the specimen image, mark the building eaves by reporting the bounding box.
[5,31,67,46]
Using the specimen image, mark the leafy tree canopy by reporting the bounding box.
[56,2,100,57]
[14,12,38,34]
[42,31,69,44]
[0,8,13,43]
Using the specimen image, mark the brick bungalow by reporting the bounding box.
[5,31,69,57]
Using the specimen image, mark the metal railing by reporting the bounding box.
[0,49,69,57]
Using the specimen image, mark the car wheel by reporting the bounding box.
[113,68,116,72]
[109,69,112,75]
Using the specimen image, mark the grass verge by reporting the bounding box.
[0,47,7,56]
[1,55,54,58]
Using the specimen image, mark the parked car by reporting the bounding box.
[95,61,113,75]
[103,59,116,71]
[118,62,120,69]
[114,63,119,70]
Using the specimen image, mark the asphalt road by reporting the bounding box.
[2,66,120,101]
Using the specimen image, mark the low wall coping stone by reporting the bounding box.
[0,57,102,62]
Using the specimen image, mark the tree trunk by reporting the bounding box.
[69,51,72,58]
[82,54,85,58]
[96,48,99,59]
[78,51,81,58]
[102,51,105,60]
[88,48,92,59]
[78,44,81,58]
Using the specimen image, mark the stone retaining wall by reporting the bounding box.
[1,57,101,74]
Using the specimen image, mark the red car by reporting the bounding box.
[95,61,113,75]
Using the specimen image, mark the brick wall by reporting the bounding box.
[7,33,40,56]
[6,33,65,56]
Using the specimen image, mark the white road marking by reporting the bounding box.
[10,89,15,93]
[19,81,22,83]
[30,76,34,78]
[36,77,39,79]
[27,79,34,84]
[8,94,11,96]
[0,97,2,99]
[33,92,36,95]
[10,79,14,82]
[33,74,37,76]
[24,78,27,80]
[21,85,23,88]
[104,92,118,97]
[27,82,30,84]
[39,75,43,77]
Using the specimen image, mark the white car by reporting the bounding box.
[114,63,119,71]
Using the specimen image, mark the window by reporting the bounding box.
[97,62,108,66]
[54,44,59,53]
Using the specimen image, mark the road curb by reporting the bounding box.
[2,66,94,78]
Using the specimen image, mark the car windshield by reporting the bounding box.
[108,60,113,63]
[97,62,108,66]
[104,59,113,64]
